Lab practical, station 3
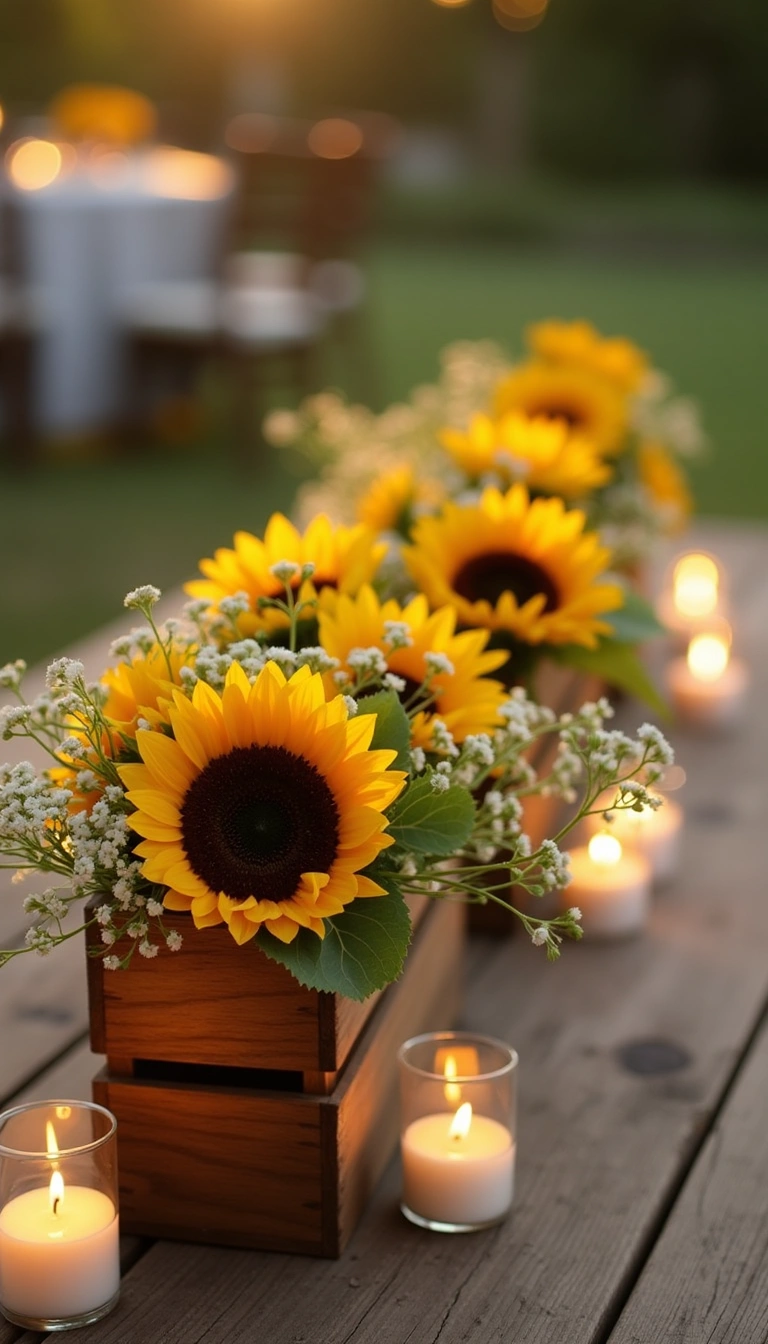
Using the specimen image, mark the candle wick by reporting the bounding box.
[53,1197,60,1216]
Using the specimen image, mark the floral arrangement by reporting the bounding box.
[266,320,704,697]
[0,508,673,1002]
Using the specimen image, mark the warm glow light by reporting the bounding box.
[307,118,364,160]
[687,632,730,683]
[0,105,4,133]
[448,1102,473,1140]
[224,113,279,155]
[493,0,549,29]
[673,553,720,619]
[431,0,473,7]
[48,1170,65,1217]
[442,1054,461,1105]
[45,1122,60,1162]
[7,138,63,191]
[145,147,233,200]
[588,832,623,866]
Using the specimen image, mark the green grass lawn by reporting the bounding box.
[1,237,766,667]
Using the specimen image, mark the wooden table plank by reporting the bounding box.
[608,1013,768,1344]
[30,522,767,1342]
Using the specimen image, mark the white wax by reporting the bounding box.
[667,655,748,729]
[401,1113,514,1227]
[0,1186,119,1322]
[565,845,651,938]
[586,797,683,885]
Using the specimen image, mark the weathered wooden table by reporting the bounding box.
[1,521,766,1344]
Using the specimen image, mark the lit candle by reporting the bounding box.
[586,794,683,885]
[657,551,726,646]
[667,627,748,729]
[565,832,651,938]
[0,1102,119,1330]
[398,1031,517,1232]
[401,1102,515,1229]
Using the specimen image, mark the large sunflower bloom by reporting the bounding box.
[185,513,387,636]
[318,585,509,750]
[440,411,612,500]
[638,441,692,534]
[494,361,628,457]
[527,319,648,395]
[404,485,623,649]
[118,662,406,946]
[356,464,446,536]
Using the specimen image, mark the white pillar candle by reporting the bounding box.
[401,1103,514,1228]
[586,796,683,885]
[565,833,651,938]
[0,1182,119,1323]
[667,631,748,729]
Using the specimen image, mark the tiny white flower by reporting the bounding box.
[166,929,183,952]
[123,585,161,610]
[103,955,121,971]
[531,927,549,947]
[568,906,582,921]
[269,560,301,584]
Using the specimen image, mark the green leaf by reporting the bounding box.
[387,775,476,855]
[256,883,411,1001]
[551,641,670,717]
[356,688,412,772]
[603,588,665,644]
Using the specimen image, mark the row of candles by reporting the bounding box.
[0,552,749,1326]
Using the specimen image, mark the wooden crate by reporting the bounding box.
[87,895,428,1094]
[90,897,465,1257]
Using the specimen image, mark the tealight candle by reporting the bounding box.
[0,1101,119,1331]
[657,551,727,647]
[398,1032,517,1232]
[667,627,748,729]
[586,794,683,885]
[565,832,651,938]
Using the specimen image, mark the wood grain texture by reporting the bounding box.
[52,524,768,1344]
[607,1013,768,1344]
[90,899,464,1257]
[0,935,89,1107]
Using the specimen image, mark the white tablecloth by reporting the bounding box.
[8,148,234,435]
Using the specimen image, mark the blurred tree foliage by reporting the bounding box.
[0,0,766,178]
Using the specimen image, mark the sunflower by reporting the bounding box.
[493,361,628,457]
[527,319,648,395]
[356,464,446,536]
[404,485,623,648]
[638,441,692,534]
[118,662,406,946]
[440,412,613,500]
[52,643,194,812]
[185,513,387,636]
[318,585,509,750]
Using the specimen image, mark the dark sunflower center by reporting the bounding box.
[453,551,559,612]
[533,404,583,429]
[180,744,340,903]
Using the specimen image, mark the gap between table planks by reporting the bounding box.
[2,523,767,1343]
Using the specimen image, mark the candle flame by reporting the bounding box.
[673,553,719,620]
[49,1169,65,1216]
[6,138,63,191]
[588,831,623,866]
[449,1101,473,1140]
[687,631,730,683]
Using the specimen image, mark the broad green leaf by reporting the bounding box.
[387,775,476,855]
[256,883,411,1001]
[603,588,665,644]
[357,688,412,772]
[552,641,669,717]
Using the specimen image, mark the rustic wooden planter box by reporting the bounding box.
[87,895,464,1257]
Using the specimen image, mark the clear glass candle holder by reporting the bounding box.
[398,1031,518,1233]
[0,1100,120,1332]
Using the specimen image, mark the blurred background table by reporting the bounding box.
[5,146,234,436]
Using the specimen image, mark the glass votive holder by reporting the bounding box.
[398,1031,518,1233]
[0,1100,120,1332]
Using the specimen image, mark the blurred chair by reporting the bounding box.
[0,201,40,467]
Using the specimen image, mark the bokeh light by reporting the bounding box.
[493,0,549,31]
[307,118,364,160]
[145,146,234,200]
[224,113,280,155]
[6,138,63,191]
